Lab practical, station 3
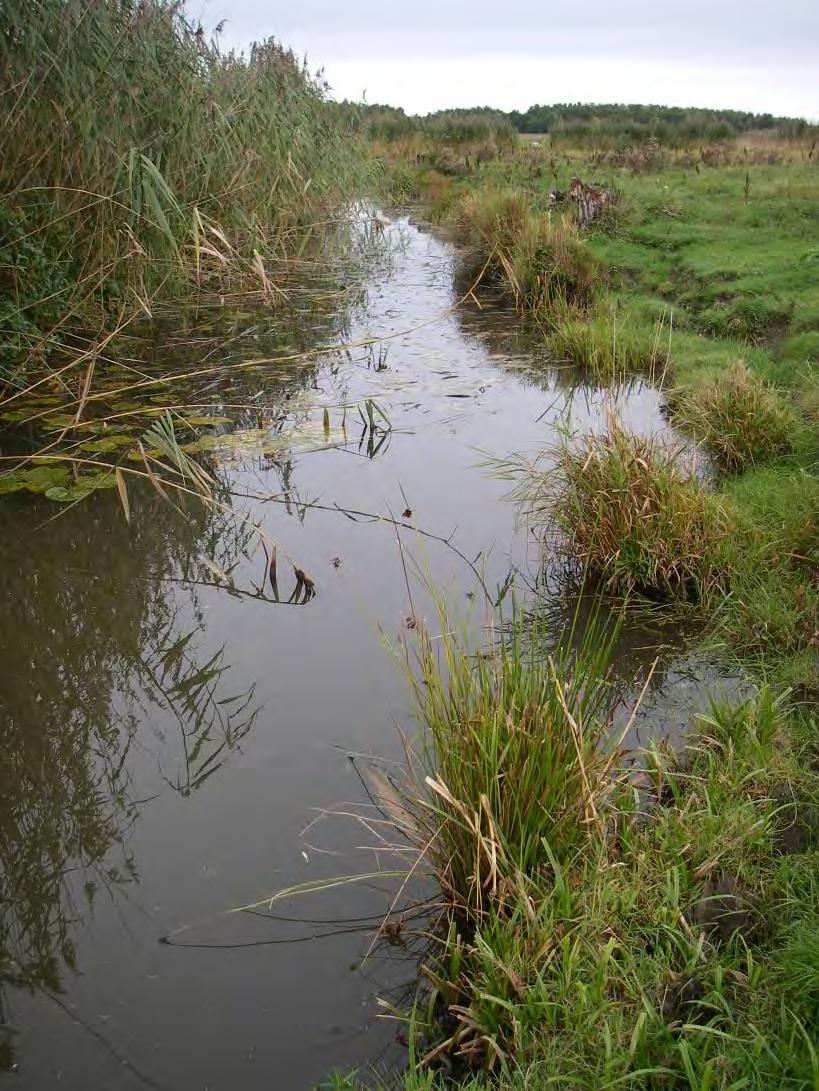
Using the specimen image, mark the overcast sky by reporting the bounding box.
[194,2,818,119]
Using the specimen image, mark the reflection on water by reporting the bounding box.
[0,491,264,1072]
[0,213,740,1089]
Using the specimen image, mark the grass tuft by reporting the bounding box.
[376,620,819,1085]
[546,300,672,382]
[518,420,731,600]
[449,188,598,311]
[670,361,800,472]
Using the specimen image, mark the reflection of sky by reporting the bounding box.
[194,0,818,118]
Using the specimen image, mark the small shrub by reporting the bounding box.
[670,361,798,472]
[523,420,731,600]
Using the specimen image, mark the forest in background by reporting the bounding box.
[350,100,817,146]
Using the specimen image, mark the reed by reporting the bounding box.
[0,0,370,380]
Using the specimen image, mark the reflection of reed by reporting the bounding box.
[0,488,264,1070]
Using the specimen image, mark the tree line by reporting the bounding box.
[347,101,815,145]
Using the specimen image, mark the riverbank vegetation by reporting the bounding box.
[328,118,818,1090]
[335,646,819,1089]
[516,421,732,601]
[0,0,372,504]
[378,127,818,690]
[2,16,817,1080]
[449,188,598,310]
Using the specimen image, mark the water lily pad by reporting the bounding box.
[45,471,116,500]
[45,485,93,502]
[207,428,269,454]
[77,421,131,435]
[41,413,79,430]
[182,415,233,427]
[181,435,222,454]
[125,447,163,461]
[0,465,71,495]
[78,434,136,453]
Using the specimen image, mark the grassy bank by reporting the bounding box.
[386,135,818,690]
[331,610,819,1091]
[326,135,819,1089]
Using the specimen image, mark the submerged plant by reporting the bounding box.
[669,360,799,472]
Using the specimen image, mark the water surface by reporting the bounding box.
[0,216,737,1089]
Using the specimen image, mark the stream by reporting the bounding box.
[0,214,738,1089]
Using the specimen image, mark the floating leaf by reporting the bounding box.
[42,469,116,501]
[182,415,233,427]
[45,485,93,502]
[78,434,136,453]
[41,413,79,430]
[76,421,131,435]
[0,465,71,495]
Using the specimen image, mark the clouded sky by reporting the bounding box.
[195,1,818,119]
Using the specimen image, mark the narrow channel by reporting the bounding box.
[0,214,737,1089]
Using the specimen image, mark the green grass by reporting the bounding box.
[713,467,819,687]
[408,144,818,686]
[330,631,819,1090]
[399,603,620,916]
[513,421,731,601]
[329,140,819,1091]
[546,300,671,382]
[669,360,802,473]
